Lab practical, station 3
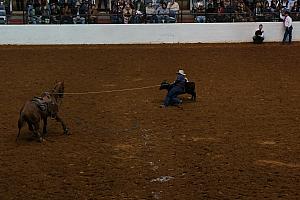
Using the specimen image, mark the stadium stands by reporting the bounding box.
[2,0,300,24]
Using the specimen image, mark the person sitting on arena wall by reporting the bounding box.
[160,69,188,108]
[253,24,264,44]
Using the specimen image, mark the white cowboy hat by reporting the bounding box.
[177,69,186,76]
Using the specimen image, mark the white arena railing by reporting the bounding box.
[0,22,299,44]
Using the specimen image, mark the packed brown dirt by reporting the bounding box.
[0,43,299,200]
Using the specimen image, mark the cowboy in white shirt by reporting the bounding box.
[280,10,293,44]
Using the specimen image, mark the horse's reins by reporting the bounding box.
[52,84,160,95]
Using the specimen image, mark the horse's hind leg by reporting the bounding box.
[16,129,21,142]
[32,124,43,142]
[55,114,69,135]
[16,114,25,141]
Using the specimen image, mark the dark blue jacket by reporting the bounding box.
[174,74,186,89]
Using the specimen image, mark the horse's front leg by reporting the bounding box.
[55,114,69,135]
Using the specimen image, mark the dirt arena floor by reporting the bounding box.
[0,43,300,200]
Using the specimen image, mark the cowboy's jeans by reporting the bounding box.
[164,86,184,106]
[283,26,293,43]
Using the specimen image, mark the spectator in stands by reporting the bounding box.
[156,2,169,23]
[111,0,124,23]
[89,4,99,23]
[270,0,277,12]
[290,1,300,20]
[224,0,234,21]
[28,4,38,24]
[50,3,61,23]
[98,0,108,12]
[194,0,206,23]
[254,1,264,21]
[215,2,225,22]
[253,24,264,43]
[123,2,133,23]
[61,3,73,23]
[235,1,248,21]
[206,0,216,22]
[145,2,156,23]
[280,10,293,44]
[73,1,86,24]
[133,0,146,23]
[167,0,180,22]
[282,0,290,10]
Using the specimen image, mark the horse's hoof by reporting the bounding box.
[64,128,69,135]
[39,137,44,143]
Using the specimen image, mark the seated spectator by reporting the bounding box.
[123,2,133,23]
[167,0,179,22]
[235,1,248,22]
[133,0,146,23]
[111,0,124,23]
[282,0,290,10]
[224,0,234,21]
[206,0,216,22]
[146,2,156,23]
[50,3,61,23]
[61,3,73,23]
[270,0,277,12]
[253,24,264,44]
[73,2,86,24]
[28,4,38,24]
[215,2,225,22]
[194,0,205,23]
[261,1,273,21]
[156,2,169,23]
[89,4,99,23]
[290,1,300,20]
[41,5,50,24]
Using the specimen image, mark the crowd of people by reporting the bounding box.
[193,0,300,22]
[23,0,300,24]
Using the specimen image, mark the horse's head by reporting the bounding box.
[160,80,170,90]
[53,81,64,98]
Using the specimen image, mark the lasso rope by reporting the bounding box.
[54,84,160,95]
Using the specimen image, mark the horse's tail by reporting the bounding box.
[18,112,25,129]
[16,111,26,141]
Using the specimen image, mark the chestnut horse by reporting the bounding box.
[17,81,69,142]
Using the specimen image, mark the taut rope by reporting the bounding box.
[53,84,160,95]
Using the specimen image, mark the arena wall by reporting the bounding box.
[1,22,299,44]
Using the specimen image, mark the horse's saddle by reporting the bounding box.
[32,97,48,112]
